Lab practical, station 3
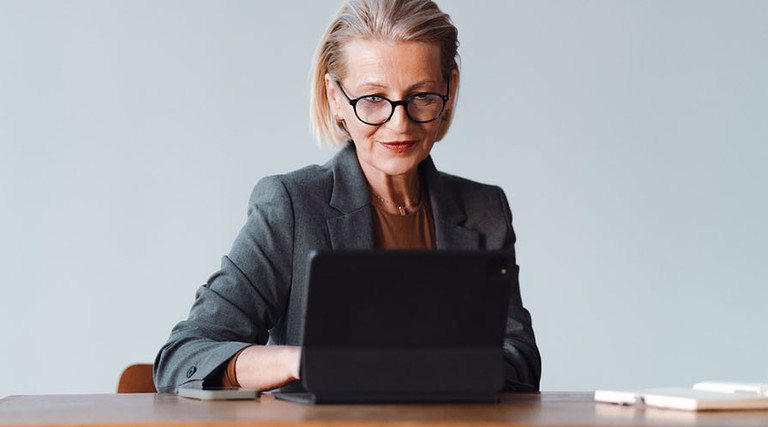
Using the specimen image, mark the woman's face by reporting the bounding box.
[326,39,456,180]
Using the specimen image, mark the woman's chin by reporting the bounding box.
[373,158,422,177]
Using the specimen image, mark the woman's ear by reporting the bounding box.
[325,73,341,117]
[435,69,459,141]
[447,69,458,111]
[438,69,459,126]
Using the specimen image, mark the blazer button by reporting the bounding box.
[186,366,197,378]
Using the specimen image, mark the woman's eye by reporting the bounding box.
[364,95,384,103]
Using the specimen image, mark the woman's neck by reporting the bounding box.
[362,166,422,216]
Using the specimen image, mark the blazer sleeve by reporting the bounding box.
[496,186,542,392]
[153,176,295,393]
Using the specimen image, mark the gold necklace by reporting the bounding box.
[371,190,420,216]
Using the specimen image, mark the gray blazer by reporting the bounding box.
[154,144,541,393]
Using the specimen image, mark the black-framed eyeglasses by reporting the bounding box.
[336,80,450,126]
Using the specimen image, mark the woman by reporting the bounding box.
[154,0,541,393]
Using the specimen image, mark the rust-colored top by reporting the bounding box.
[371,200,436,250]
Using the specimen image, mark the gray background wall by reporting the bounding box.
[1,0,766,397]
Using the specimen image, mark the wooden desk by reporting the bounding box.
[1,392,767,426]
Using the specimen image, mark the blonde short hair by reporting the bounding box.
[311,0,460,146]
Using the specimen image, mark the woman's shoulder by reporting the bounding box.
[280,162,335,186]
[431,169,512,226]
[251,162,334,200]
[437,170,501,192]
[251,145,360,202]
[434,169,508,205]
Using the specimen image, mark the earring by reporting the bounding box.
[336,115,347,131]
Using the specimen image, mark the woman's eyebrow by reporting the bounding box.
[357,81,387,90]
[406,80,440,92]
[356,79,440,93]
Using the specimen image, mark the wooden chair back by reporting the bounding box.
[117,364,156,393]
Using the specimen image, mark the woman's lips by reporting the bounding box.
[380,141,417,153]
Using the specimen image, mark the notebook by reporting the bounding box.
[595,381,768,411]
[274,250,514,404]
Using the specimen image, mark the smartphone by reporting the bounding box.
[178,386,260,400]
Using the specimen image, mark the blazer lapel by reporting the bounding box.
[326,145,375,250]
[421,157,481,250]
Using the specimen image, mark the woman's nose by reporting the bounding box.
[385,103,410,131]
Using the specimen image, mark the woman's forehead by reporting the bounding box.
[341,39,443,89]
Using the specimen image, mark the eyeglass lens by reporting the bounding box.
[355,94,445,125]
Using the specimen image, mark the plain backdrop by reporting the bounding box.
[1,1,766,398]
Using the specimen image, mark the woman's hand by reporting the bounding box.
[234,345,301,391]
